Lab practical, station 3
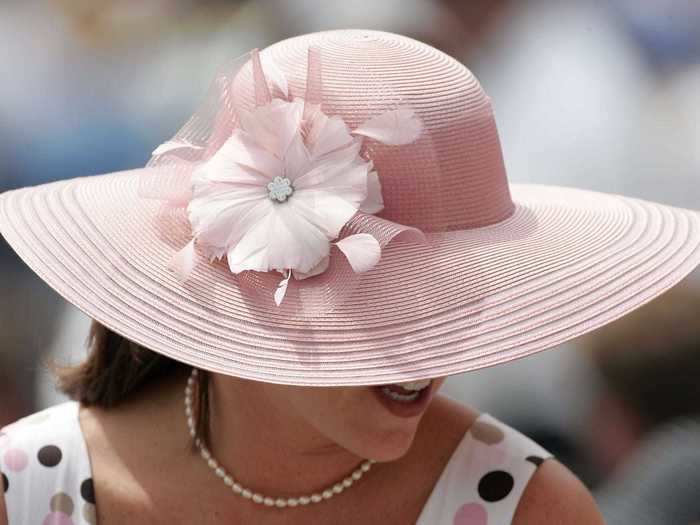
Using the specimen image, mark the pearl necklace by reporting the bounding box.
[184,368,377,508]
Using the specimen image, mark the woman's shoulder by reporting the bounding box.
[479,413,605,524]
[417,396,603,524]
[0,401,96,525]
[513,458,604,524]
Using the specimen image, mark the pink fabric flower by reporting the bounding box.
[158,50,424,306]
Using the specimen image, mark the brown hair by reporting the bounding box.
[52,320,211,446]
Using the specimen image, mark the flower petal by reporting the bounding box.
[359,168,384,214]
[189,189,272,259]
[293,140,365,192]
[335,234,381,273]
[284,133,312,182]
[294,157,370,216]
[292,254,329,280]
[306,112,355,159]
[239,98,304,159]
[227,201,331,274]
[204,131,282,183]
[290,190,361,239]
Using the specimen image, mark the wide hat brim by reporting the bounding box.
[1,171,699,386]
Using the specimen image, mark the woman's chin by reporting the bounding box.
[342,385,439,461]
[369,444,414,463]
[352,425,419,462]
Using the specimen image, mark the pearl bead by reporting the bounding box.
[361,462,371,472]
[232,483,243,494]
[299,496,311,505]
[351,471,362,480]
[275,499,287,508]
[333,483,344,494]
[287,498,299,507]
[342,477,353,488]
[252,493,263,504]
[224,476,233,486]
[322,489,333,499]
[311,494,322,503]
[242,489,252,499]
[215,467,226,478]
[263,497,275,506]
[207,458,218,469]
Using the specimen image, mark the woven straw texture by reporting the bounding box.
[1,29,699,386]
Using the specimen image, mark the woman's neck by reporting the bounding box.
[205,373,368,496]
[80,369,476,523]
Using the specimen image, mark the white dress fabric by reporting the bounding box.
[1,402,552,524]
[1,402,95,525]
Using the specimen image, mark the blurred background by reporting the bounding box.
[0,1,698,523]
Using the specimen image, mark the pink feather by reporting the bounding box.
[352,108,423,145]
[274,270,292,306]
[335,234,381,273]
[168,239,199,281]
[152,139,204,156]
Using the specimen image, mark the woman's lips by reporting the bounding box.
[371,380,436,418]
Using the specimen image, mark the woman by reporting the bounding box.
[1,323,601,524]
[2,29,698,524]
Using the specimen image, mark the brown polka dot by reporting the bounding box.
[80,478,95,504]
[470,421,505,445]
[526,455,545,467]
[38,445,63,467]
[478,470,514,502]
[83,503,97,525]
[50,493,74,515]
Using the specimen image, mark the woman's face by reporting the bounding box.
[263,377,448,462]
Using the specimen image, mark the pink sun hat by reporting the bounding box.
[1,29,699,387]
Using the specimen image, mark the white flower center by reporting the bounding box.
[267,176,294,202]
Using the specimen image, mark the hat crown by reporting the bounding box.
[256,29,514,232]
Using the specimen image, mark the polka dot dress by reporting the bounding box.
[0,402,96,525]
[416,413,554,524]
[1,404,551,525]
